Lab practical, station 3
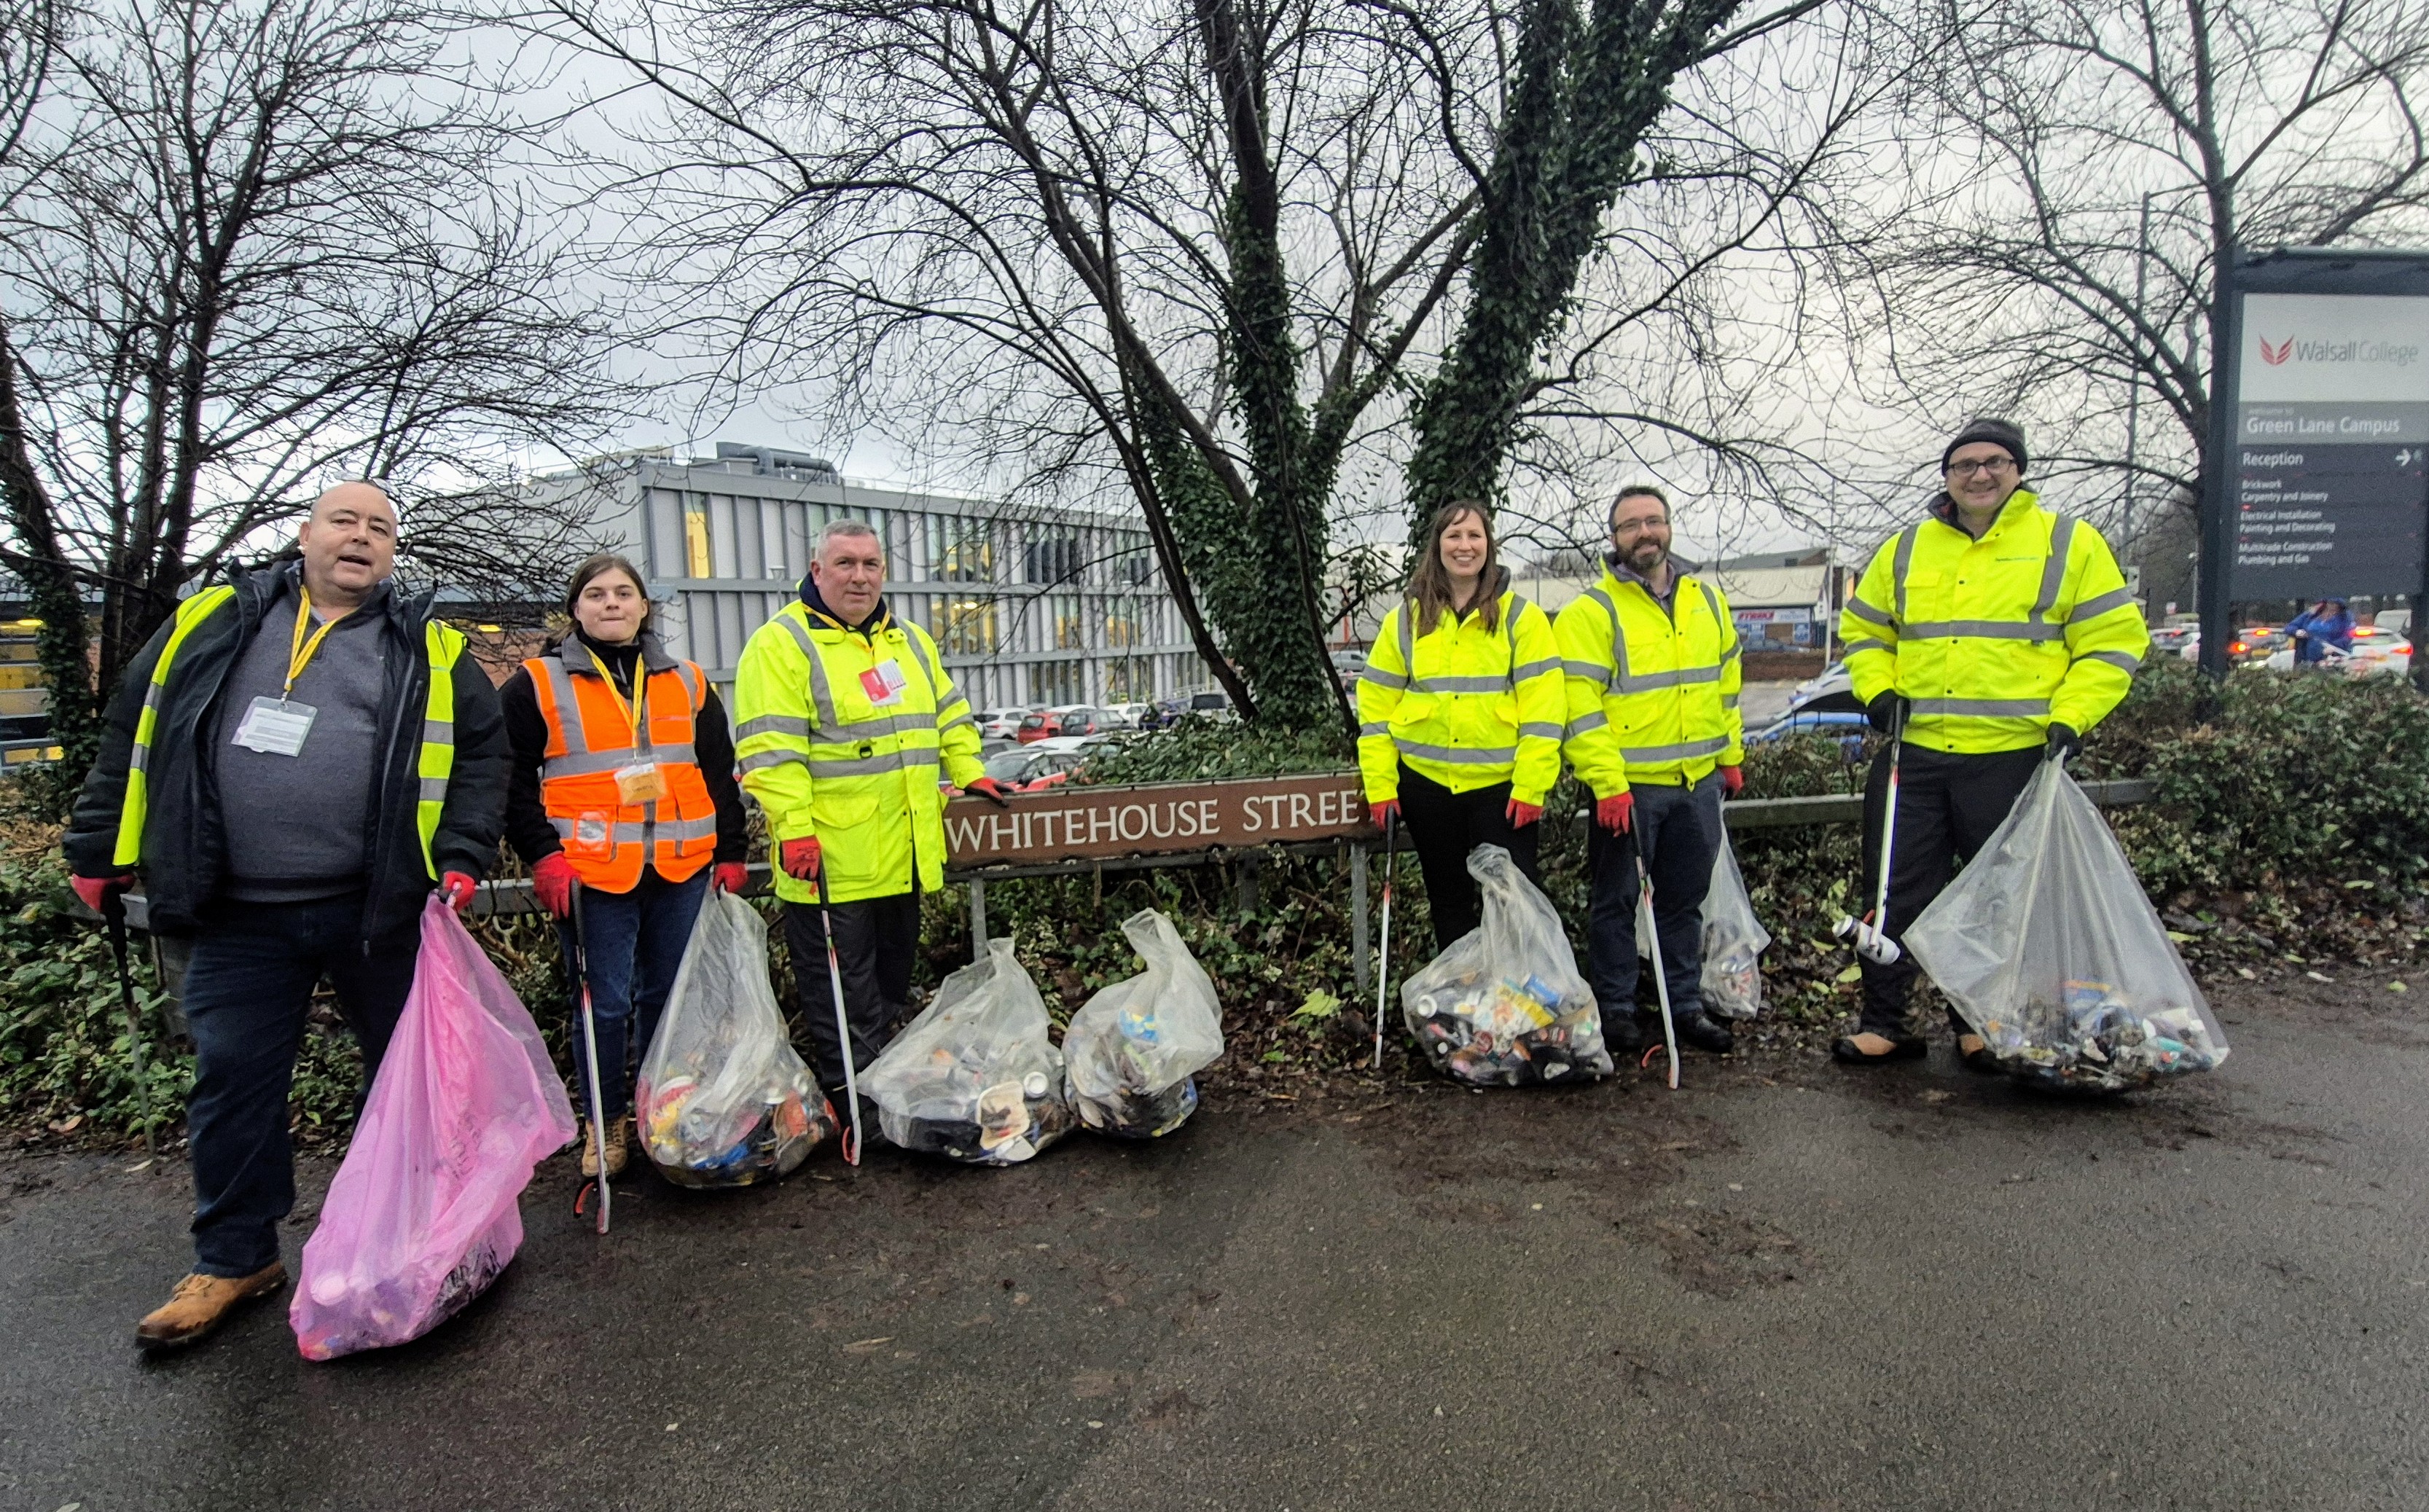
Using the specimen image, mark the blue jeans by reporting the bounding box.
[1586,775,1725,1033]
[180,893,419,1277]
[558,868,710,1124]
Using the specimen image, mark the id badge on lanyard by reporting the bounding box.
[860,659,909,707]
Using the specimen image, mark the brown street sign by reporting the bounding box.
[943,772,1374,869]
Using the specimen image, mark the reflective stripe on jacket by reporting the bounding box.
[114,587,469,879]
[1839,489,2148,754]
[525,641,717,891]
[732,600,987,904]
[1555,568,1744,796]
[1355,587,1563,805]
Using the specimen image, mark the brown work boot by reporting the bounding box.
[136,1263,287,1351]
[581,1118,630,1178]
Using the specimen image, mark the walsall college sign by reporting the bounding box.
[2207,251,2429,633]
[942,772,1374,869]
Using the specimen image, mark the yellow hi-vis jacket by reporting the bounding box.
[1356,587,1564,806]
[1557,565,1745,795]
[1839,490,2148,754]
[732,600,987,904]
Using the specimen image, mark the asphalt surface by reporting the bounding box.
[4,973,2425,1511]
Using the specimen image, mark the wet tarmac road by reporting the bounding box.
[4,975,2425,1511]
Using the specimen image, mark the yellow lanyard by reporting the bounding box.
[285,592,343,702]
[586,646,649,741]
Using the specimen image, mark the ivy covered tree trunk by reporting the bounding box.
[0,318,101,817]
[1405,0,1745,531]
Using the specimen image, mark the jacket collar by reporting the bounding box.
[797,571,892,636]
[1928,487,2041,540]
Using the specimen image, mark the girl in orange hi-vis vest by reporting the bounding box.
[501,555,749,1178]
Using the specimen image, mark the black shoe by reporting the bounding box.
[1603,1013,1642,1057]
[1832,1033,1928,1064]
[1672,1011,1734,1054]
[1956,1035,2003,1074]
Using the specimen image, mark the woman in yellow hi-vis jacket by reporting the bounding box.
[1357,503,1564,949]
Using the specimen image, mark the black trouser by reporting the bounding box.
[1586,775,1724,1038]
[1857,742,2043,1038]
[179,893,417,1277]
[1395,763,1540,950]
[784,891,921,1091]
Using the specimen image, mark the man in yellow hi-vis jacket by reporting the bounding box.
[1557,485,1745,1057]
[1832,418,2149,1068]
[732,520,1010,1099]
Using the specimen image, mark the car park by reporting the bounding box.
[977,706,1039,740]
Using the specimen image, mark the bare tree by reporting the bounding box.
[543,0,1869,730]
[1851,0,2429,543]
[0,0,627,795]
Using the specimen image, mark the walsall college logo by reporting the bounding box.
[2259,337,2293,365]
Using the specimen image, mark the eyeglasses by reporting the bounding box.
[1947,456,2016,478]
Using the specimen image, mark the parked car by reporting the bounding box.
[1782,659,1862,717]
[2147,624,2197,656]
[1097,702,1149,730]
[1155,689,1237,724]
[979,733,1116,792]
[977,705,1039,740]
[1017,705,1111,743]
[1751,708,1869,755]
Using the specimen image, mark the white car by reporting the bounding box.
[1096,702,1149,729]
[977,706,1038,740]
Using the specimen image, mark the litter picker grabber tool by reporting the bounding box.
[101,891,156,1157]
[1372,806,1398,1070]
[816,869,864,1167]
[1834,700,1906,967]
[569,880,611,1234]
[1630,828,1681,1092]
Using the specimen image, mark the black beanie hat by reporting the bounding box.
[1941,418,2028,475]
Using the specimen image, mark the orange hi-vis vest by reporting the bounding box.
[525,639,718,892]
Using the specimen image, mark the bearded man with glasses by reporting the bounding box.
[1830,419,2150,1068]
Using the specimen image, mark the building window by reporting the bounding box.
[1104,600,1141,649]
[1053,594,1085,650]
[939,598,999,654]
[1033,659,1081,705]
[1026,536,1082,585]
[937,524,993,584]
[684,497,713,579]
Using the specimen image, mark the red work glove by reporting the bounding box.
[1719,764,1744,796]
[1595,791,1635,834]
[1505,799,1543,829]
[964,777,1013,807]
[1367,798,1401,829]
[71,873,136,914]
[440,872,478,914]
[531,853,576,917]
[779,836,822,880]
[712,861,749,896]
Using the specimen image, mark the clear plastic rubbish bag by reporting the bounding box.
[1906,760,2229,1092]
[292,898,575,1360]
[1697,832,1771,1020]
[862,938,1074,1164]
[636,891,837,1187]
[1402,845,1613,1086]
[1065,909,1226,1137]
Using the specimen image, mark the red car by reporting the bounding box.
[1015,705,1103,743]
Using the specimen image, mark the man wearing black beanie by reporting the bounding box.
[1830,419,2148,1068]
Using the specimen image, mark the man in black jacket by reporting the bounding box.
[63,482,509,1352]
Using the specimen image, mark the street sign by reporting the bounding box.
[2202,250,2429,675]
[943,772,1374,869]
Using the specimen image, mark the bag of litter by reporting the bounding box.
[292,898,575,1360]
[635,891,837,1187]
[862,938,1074,1164]
[1065,909,1225,1137]
[1905,760,2229,1092]
[1697,831,1771,1020]
[1402,845,1613,1086]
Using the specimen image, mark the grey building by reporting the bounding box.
[530,444,1202,711]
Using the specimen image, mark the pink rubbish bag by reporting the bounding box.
[292,897,576,1360]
